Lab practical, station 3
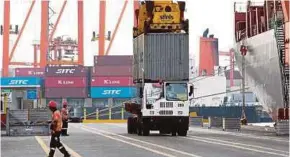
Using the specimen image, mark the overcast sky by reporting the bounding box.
[0,0,258,68]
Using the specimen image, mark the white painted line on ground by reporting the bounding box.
[81,127,176,157]
[189,135,288,154]
[189,127,288,143]
[81,125,202,157]
[182,136,289,157]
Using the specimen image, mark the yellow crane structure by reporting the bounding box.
[133,0,189,38]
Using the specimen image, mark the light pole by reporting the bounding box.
[240,44,248,125]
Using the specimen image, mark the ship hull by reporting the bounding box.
[234,29,284,120]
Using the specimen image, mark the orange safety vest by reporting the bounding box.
[52,110,63,132]
[61,108,69,121]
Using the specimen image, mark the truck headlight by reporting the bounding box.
[178,111,183,115]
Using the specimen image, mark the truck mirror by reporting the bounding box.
[189,85,193,96]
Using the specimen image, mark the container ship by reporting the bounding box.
[233,0,289,120]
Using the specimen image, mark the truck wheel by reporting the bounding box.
[171,129,177,136]
[132,118,138,134]
[143,127,150,136]
[178,129,187,136]
[127,117,133,134]
[137,119,143,136]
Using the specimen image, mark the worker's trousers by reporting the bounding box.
[62,120,68,135]
[48,131,70,157]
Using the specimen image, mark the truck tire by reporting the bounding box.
[143,127,150,136]
[142,119,150,136]
[127,117,133,134]
[132,117,138,134]
[137,119,143,136]
[178,129,187,136]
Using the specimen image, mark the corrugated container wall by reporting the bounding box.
[92,66,132,77]
[15,68,45,77]
[199,37,218,76]
[94,55,133,66]
[45,77,87,88]
[45,66,87,77]
[133,33,189,82]
[45,88,87,98]
[91,76,134,87]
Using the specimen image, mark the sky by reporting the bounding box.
[0,0,257,68]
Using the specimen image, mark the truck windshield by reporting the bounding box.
[165,83,188,101]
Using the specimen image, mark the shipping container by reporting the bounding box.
[90,87,136,98]
[91,76,134,87]
[45,77,87,88]
[94,55,133,66]
[15,68,45,77]
[133,33,189,82]
[45,88,87,98]
[45,66,87,77]
[1,77,42,88]
[92,66,132,77]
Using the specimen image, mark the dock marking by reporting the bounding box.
[35,136,50,155]
[182,136,289,157]
[188,135,289,154]
[81,125,202,157]
[62,143,83,157]
[81,127,177,157]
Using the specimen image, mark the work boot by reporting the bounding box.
[59,146,70,157]
[48,149,55,157]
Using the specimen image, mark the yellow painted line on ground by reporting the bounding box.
[82,119,127,123]
[35,136,50,155]
[62,143,83,157]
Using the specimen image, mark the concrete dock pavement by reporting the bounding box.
[1,123,289,157]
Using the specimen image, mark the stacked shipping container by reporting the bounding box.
[91,56,136,108]
[15,68,45,77]
[44,66,88,99]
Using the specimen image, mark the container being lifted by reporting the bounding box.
[133,33,189,83]
[125,0,193,137]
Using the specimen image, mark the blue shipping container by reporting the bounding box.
[1,77,42,87]
[91,87,136,98]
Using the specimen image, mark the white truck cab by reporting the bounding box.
[126,81,193,136]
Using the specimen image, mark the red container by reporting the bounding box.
[15,68,45,77]
[45,88,87,98]
[45,66,87,77]
[94,55,133,66]
[92,65,132,76]
[91,76,133,87]
[45,77,87,88]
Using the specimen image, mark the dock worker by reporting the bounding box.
[48,100,71,157]
[61,101,69,136]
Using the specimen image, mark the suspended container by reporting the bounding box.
[133,33,189,82]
